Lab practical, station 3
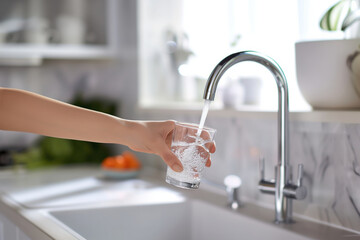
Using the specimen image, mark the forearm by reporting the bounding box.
[0,88,130,144]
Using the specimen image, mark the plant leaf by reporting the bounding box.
[320,0,353,31]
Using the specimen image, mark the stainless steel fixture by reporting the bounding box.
[202,175,242,209]
[203,51,307,223]
[223,175,242,209]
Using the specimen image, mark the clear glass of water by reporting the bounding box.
[166,122,216,189]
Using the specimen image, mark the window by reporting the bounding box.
[138,0,341,111]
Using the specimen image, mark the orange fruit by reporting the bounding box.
[113,155,128,169]
[101,156,116,168]
[123,151,141,170]
[102,152,141,171]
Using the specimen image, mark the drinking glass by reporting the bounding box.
[165,122,216,189]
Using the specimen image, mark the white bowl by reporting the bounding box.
[295,39,360,109]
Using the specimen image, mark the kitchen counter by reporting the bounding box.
[0,165,104,240]
[0,165,358,240]
[0,165,102,194]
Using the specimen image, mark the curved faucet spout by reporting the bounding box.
[203,51,289,167]
[203,51,306,223]
[203,51,288,102]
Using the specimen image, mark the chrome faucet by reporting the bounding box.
[203,51,307,223]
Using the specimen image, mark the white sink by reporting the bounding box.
[10,178,352,240]
[47,200,310,240]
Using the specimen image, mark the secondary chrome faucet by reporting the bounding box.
[203,51,307,223]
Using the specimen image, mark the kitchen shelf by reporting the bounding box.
[0,44,116,66]
[0,44,115,58]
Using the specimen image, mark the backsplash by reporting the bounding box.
[139,111,360,233]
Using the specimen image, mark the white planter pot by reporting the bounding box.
[295,39,360,109]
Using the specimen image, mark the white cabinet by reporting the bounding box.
[0,0,119,65]
[0,212,31,240]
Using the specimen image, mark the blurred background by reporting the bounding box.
[0,0,342,169]
[2,1,360,233]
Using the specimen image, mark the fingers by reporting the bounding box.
[195,145,212,168]
[163,143,213,170]
[174,123,213,141]
[164,128,174,148]
[160,149,183,172]
[205,142,216,153]
[199,129,211,141]
[184,127,211,141]
[161,121,215,171]
[206,158,211,167]
[210,143,216,153]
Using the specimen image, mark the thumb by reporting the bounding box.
[160,148,183,172]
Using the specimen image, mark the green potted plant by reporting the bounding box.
[320,0,360,36]
[295,0,360,109]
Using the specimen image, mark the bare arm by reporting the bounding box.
[0,88,129,143]
[0,88,193,171]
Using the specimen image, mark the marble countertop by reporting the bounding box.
[0,165,102,193]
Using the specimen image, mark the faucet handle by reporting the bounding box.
[224,175,242,209]
[258,157,276,194]
[284,164,307,200]
[297,164,304,187]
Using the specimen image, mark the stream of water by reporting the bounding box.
[196,99,211,136]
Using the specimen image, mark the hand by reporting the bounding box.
[123,120,216,172]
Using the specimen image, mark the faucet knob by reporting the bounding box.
[224,175,242,209]
[258,157,276,194]
[297,164,304,187]
[283,164,307,200]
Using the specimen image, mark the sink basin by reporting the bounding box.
[9,178,353,240]
[47,200,310,240]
